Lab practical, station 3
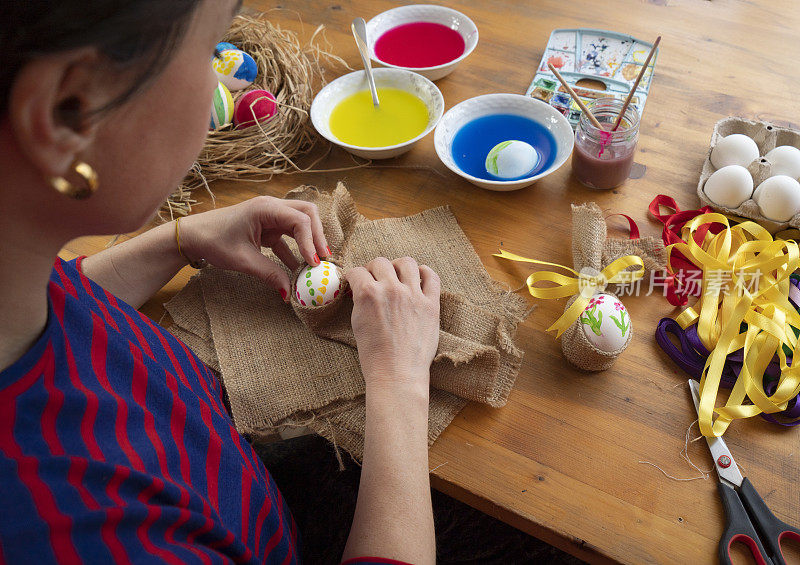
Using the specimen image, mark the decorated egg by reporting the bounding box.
[215,41,238,52]
[213,48,258,91]
[210,81,233,130]
[233,89,277,129]
[703,165,753,208]
[710,134,759,169]
[294,260,343,307]
[579,293,631,353]
[753,175,800,222]
[485,140,539,179]
[765,145,800,179]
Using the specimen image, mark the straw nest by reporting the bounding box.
[161,14,347,220]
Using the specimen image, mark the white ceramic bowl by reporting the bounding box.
[434,94,575,191]
[365,5,478,81]
[310,68,444,160]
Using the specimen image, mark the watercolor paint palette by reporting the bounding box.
[526,29,659,128]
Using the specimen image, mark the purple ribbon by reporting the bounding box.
[654,277,800,426]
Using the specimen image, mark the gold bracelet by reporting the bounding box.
[175,217,208,269]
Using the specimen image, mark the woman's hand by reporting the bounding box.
[179,196,330,300]
[346,257,441,394]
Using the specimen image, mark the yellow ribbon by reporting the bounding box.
[668,213,800,436]
[494,250,645,337]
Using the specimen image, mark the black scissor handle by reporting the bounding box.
[718,481,773,565]
[739,477,800,565]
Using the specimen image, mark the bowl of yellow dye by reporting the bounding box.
[310,68,444,159]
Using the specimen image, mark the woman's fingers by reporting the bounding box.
[366,257,397,282]
[264,205,320,266]
[345,266,375,297]
[282,200,330,258]
[419,265,441,300]
[393,256,421,288]
[271,238,299,271]
[240,246,291,300]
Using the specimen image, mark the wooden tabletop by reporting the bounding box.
[62,1,800,563]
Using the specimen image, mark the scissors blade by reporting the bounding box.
[687,380,745,488]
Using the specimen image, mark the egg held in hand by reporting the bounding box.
[710,134,759,169]
[294,261,344,307]
[753,175,800,222]
[234,89,277,129]
[579,293,631,353]
[213,48,258,91]
[765,145,800,179]
[703,165,753,208]
[485,140,540,179]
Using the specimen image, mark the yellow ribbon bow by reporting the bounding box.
[494,250,645,337]
[669,213,800,437]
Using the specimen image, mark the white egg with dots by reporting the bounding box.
[485,140,540,179]
[294,261,343,307]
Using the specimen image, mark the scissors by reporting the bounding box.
[689,380,800,565]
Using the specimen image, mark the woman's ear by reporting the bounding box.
[7,48,111,179]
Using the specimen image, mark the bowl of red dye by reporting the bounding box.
[366,5,478,81]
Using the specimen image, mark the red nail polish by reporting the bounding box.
[326,246,332,256]
[313,253,320,264]
[280,288,288,301]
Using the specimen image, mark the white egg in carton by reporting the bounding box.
[697,117,800,234]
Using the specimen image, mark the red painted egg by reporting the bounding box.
[233,89,277,129]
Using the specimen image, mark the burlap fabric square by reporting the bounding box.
[165,183,529,460]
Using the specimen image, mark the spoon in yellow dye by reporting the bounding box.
[351,17,379,107]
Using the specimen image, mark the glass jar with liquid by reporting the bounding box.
[571,98,640,190]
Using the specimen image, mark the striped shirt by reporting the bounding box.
[0,257,402,564]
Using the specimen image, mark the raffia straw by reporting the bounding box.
[165,14,350,216]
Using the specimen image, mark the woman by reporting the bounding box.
[0,1,439,563]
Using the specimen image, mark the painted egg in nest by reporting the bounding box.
[213,48,258,91]
[210,81,234,130]
[295,261,344,307]
[579,293,631,353]
[233,89,277,129]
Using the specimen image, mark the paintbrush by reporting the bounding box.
[611,36,661,131]
[547,62,604,130]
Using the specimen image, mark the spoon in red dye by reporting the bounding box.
[351,18,380,107]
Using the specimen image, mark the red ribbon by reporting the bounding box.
[648,195,720,306]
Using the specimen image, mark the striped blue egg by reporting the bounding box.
[212,48,258,91]
[210,81,234,130]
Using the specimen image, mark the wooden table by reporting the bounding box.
[63,1,800,563]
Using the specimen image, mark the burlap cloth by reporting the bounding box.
[165,183,529,460]
[560,202,666,371]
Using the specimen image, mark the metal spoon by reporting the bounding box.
[351,17,380,107]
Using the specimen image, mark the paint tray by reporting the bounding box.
[697,117,800,235]
[526,29,659,129]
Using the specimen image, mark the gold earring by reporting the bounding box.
[49,160,99,200]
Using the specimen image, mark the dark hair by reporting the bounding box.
[0,0,204,117]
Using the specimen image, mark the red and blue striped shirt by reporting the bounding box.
[0,257,403,564]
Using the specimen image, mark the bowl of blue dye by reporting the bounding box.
[434,93,574,190]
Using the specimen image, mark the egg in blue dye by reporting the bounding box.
[452,114,557,181]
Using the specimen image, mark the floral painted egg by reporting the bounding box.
[233,89,277,129]
[295,260,343,307]
[210,81,233,130]
[212,48,258,91]
[579,293,631,352]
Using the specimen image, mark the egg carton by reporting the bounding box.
[697,117,800,234]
